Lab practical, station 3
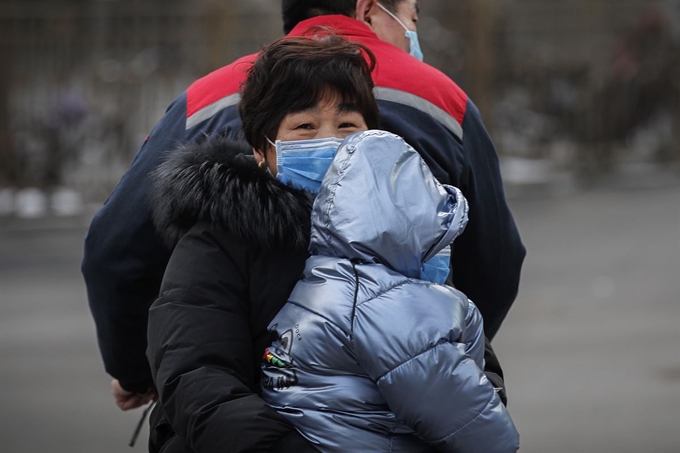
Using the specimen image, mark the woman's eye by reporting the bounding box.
[296,123,314,130]
[339,123,357,129]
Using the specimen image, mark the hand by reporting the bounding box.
[111,379,158,411]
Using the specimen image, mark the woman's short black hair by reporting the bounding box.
[239,31,379,154]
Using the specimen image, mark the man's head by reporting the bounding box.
[361,0,420,57]
[281,0,357,34]
[282,0,420,56]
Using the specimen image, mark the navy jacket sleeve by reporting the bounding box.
[81,95,187,392]
[453,101,525,339]
[82,89,244,391]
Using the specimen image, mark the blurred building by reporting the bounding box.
[0,0,283,203]
[0,0,677,207]
[423,0,679,184]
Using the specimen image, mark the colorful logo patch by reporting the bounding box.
[263,348,291,368]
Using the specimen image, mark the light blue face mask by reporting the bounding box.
[377,3,424,61]
[421,245,451,284]
[267,136,344,194]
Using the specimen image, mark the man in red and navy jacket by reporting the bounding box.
[83,0,524,425]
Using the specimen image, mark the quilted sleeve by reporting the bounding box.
[352,283,519,453]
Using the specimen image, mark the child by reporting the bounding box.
[261,130,519,452]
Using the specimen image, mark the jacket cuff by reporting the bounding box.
[118,377,156,394]
[484,370,508,407]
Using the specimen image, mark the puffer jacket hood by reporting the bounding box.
[148,135,314,250]
[310,130,468,279]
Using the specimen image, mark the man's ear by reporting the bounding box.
[355,0,378,25]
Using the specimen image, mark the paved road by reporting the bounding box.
[495,182,680,453]
[0,181,678,453]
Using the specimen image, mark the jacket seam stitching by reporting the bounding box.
[350,260,360,338]
[433,395,497,444]
[376,338,449,381]
[362,278,412,304]
[285,300,350,338]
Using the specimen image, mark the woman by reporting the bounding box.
[146,34,378,453]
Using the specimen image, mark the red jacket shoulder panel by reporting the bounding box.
[186,54,257,118]
[369,43,468,127]
[185,16,469,132]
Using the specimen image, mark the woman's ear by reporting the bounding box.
[253,148,265,165]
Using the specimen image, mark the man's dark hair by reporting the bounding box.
[281,0,357,34]
[281,0,406,34]
[239,32,379,154]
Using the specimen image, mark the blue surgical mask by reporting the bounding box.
[377,3,424,61]
[267,136,344,194]
[404,29,423,61]
[421,245,451,284]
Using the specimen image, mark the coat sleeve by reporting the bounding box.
[147,223,314,453]
[352,284,519,453]
[81,94,187,393]
[453,100,526,339]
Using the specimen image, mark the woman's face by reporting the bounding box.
[255,93,369,175]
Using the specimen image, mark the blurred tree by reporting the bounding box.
[199,0,233,76]
[426,0,498,129]
[467,0,497,128]
[0,13,16,186]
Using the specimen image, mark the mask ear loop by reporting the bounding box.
[377,3,410,32]
[377,3,422,60]
[258,135,276,173]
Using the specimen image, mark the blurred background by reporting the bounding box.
[0,0,678,452]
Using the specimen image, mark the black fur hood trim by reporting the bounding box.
[149,135,314,250]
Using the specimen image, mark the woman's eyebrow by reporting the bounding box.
[288,105,320,115]
[336,103,360,113]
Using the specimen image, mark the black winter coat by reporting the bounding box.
[146,137,317,452]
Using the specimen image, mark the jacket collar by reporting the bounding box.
[289,15,378,41]
[149,136,314,251]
